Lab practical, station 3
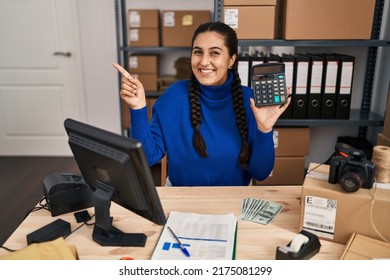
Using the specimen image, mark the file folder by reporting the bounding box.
[292,54,309,119]
[237,56,251,87]
[306,54,324,119]
[279,53,295,119]
[333,54,355,119]
[250,55,265,67]
[266,53,281,63]
[320,54,339,119]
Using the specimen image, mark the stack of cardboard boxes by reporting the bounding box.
[255,127,310,185]
[128,9,160,47]
[121,54,159,129]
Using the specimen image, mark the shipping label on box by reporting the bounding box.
[302,195,337,240]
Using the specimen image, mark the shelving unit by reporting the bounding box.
[215,0,389,137]
[115,0,389,138]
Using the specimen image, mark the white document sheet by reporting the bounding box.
[151,211,237,260]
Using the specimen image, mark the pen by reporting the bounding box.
[167,226,190,257]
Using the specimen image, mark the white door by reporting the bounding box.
[0,0,85,156]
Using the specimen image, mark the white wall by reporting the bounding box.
[77,0,121,134]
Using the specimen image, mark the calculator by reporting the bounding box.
[251,63,287,107]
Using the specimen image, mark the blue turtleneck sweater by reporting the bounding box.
[130,73,274,186]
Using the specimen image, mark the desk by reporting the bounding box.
[0,186,345,260]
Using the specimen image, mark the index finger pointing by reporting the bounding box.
[112,63,133,79]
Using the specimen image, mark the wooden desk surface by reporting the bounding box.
[0,186,345,260]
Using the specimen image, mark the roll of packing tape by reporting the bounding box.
[289,234,309,253]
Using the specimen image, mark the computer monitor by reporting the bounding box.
[64,118,166,247]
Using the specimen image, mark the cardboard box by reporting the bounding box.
[128,9,159,28]
[132,73,158,92]
[174,57,192,80]
[161,10,211,47]
[223,6,276,39]
[224,0,276,5]
[122,97,157,129]
[279,0,375,39]
[377,133,390,147]
[158,76,177,92]
[273,127,310,156]
[341,233,390,260]
[121,101,130,129]
[146,98,157,121]
[129,28,159,47]
[255,156,305,185]
[300,163,390,244]
[128,55,158,74]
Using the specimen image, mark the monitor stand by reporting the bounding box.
[92,182,147,247]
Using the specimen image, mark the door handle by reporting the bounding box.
[53,51,72,57]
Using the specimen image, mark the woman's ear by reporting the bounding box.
[230,54,237,68]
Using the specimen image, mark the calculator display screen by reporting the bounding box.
[253,64,284,75]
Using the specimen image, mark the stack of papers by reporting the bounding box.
[151,211,237,260]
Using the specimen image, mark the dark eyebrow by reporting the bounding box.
[192,46,223,51]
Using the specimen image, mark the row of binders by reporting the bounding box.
[238,53,355,119]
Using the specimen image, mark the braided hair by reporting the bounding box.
[189,21,250,168]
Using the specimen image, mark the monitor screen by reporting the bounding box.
[64,118,166,247]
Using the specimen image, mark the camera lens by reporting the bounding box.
[340,171,364,192]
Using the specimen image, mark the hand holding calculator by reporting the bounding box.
[251,63,287,107]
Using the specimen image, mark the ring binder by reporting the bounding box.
[333,53,355,119]
[319,54,339,119]
[292,54,309,119]
[279,53,295,119]
[306,54,324,119]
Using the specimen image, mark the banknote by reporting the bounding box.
[241,197,283,225]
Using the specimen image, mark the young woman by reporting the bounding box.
[116,21,291,186]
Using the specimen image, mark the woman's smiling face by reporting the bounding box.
[191,31,236,87]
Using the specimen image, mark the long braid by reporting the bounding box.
[231,63,250,168]
[189,74,208,157]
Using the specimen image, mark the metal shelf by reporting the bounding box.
[276,109,384,127]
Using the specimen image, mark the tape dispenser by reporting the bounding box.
[276,230,321,260]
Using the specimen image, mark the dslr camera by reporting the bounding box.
[328,143,375,192]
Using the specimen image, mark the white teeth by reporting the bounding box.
[201,69,213,73]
